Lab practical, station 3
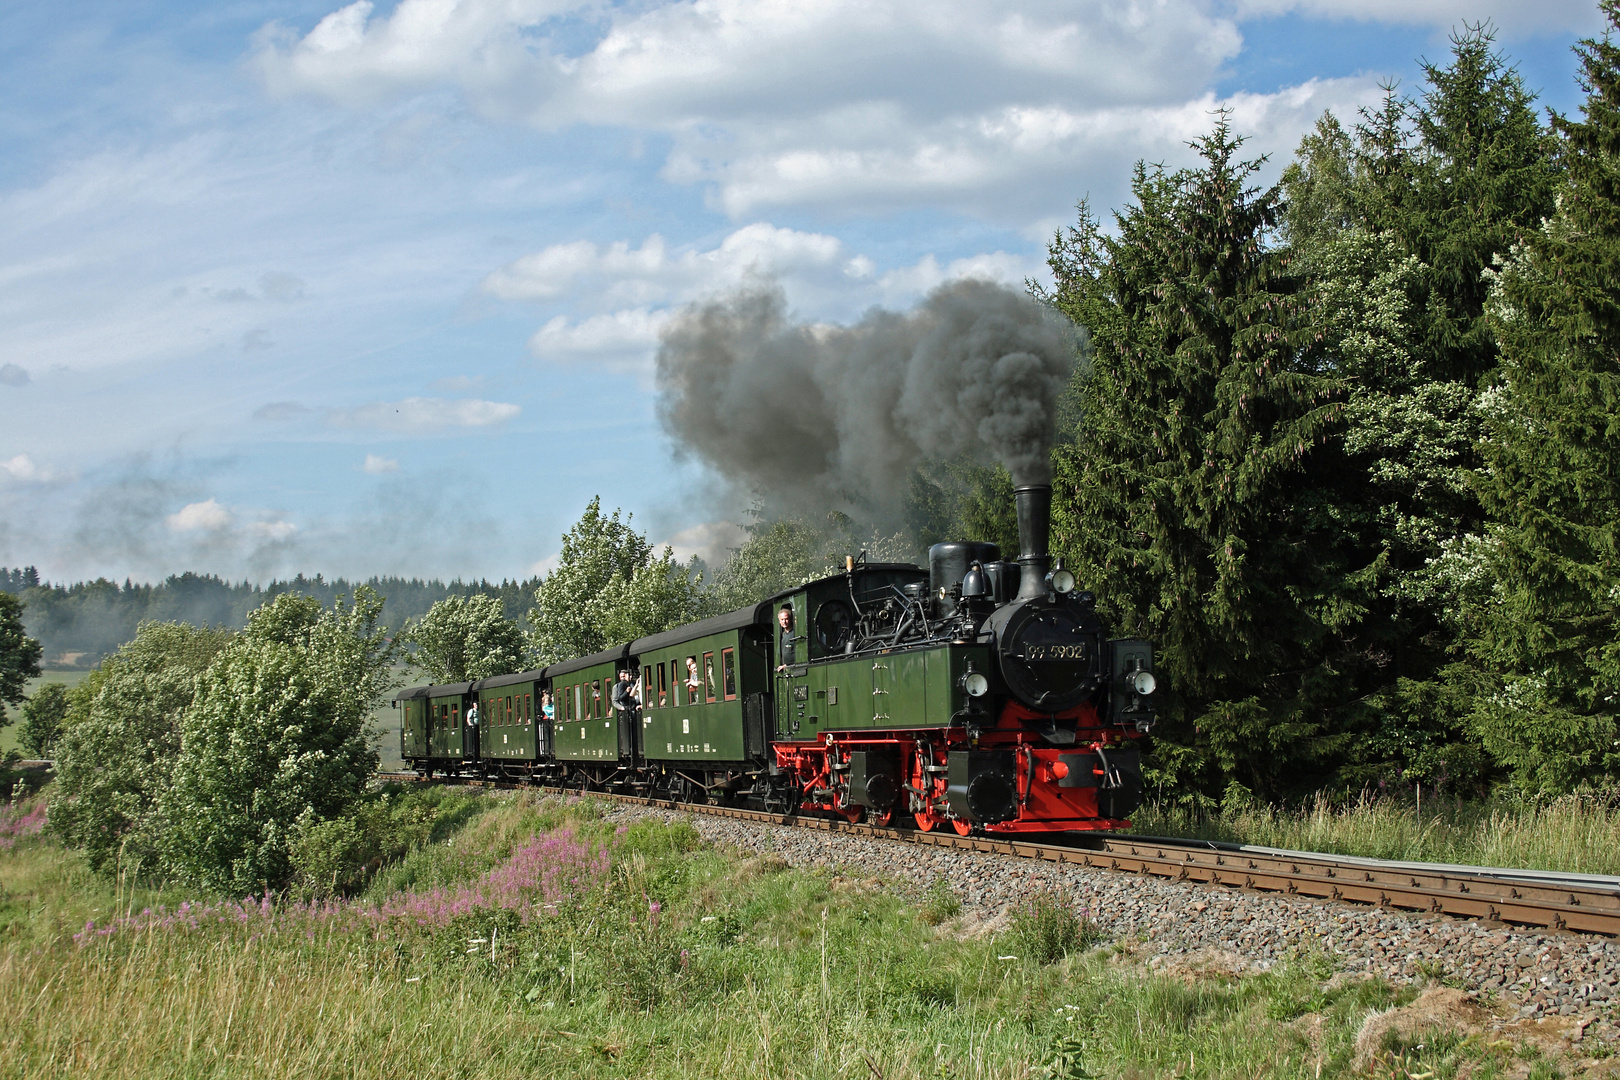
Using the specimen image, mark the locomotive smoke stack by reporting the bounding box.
[1014,484,1052,601]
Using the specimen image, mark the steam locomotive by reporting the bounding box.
[395,483,1158,834]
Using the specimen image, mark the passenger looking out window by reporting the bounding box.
[685,656,701,704]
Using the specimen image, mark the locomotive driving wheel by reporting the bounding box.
[909,746,946,832]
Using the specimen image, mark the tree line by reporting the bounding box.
[0,567,539,667]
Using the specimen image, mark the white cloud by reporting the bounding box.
[484,224,846,305]
[253,0,1394,223]
[168,497,234,532]
[0,455,71,485]
[528,308,670,360]
[363,453,400,473]
[491,221,1047,370]
[329,396,521,431]
[659,519,749,569]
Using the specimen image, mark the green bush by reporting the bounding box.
[48,622,233,873]
[162,588,397,894]
[17,683,68,759]
[288,785,482,899]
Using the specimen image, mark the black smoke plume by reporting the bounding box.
[655,279,1080,511]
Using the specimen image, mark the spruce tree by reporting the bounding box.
[1044,117,1348,797]
[1474,3,1620,791]
[1272,29,1557,788]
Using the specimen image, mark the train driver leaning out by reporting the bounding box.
[775,603,796,672]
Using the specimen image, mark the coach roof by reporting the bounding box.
[629,603,770,656]
[426,681,474,697]
[544,643,630,679]
[474,668,546,691]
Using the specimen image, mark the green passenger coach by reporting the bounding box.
[477,669,547,772]
[546,645,631,769]
[631,606,774,771]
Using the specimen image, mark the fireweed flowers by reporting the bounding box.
[73,828,611,944]
[0,800,46,851]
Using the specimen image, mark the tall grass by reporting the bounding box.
[0,788,1547,1079]
[1133,792,1620,875]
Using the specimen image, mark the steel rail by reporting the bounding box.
[376,772,1620,936]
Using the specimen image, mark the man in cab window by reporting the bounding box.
[776,603,797,672]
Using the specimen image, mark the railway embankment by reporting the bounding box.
[606,801,1620,1049]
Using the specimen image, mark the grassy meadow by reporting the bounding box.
[0,787,1596,1080]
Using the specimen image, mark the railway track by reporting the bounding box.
[378,772,1620,937]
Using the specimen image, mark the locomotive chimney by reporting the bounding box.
[1014,483,1052,601]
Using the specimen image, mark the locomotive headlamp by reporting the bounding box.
[963,671,989,697]
[1131,670,1157,696]
[1047,567,1076,594]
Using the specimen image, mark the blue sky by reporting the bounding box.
[0,0,1603,585]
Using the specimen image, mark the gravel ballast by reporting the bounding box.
[603,801,1620,1047]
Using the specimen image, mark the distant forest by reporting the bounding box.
[0,566,538,667]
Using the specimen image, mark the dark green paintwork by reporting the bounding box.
[775,579,990,736]
[399,697,428,758]
[427,688,468,759]
[637,627,769,762]
[478,678,542,763]
[550,659,622,762]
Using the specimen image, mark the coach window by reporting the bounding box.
[722,648,737,700]
[525,693,532,724]
[451,703,460,729]
[703,652,717,703]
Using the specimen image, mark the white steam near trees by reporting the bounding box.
[654,279,1081,513]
